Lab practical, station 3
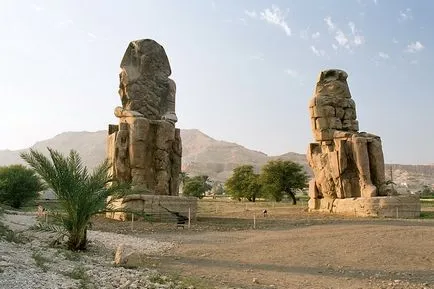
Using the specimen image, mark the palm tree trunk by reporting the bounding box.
[68,229,87,251]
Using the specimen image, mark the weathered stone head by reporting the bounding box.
[117,39,177,123]
[315,69,351,98]
[309,69,358,141]
[120,39,171,80]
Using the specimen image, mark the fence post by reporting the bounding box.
[188,207,191,229]
[253,213,256,229]
[131,213,134,231]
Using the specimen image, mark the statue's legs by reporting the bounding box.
[367,138,386,186]
[114,123,131,183]
[352,135,377,197]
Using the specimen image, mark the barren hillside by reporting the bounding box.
[0,130,433,187]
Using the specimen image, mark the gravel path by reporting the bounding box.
[0,212,188,289]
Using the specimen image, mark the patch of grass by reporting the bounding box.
[31,251,50,272]
[67,265,92,289]
[421,200,434,207]
[420,211,434,219]
[0,221,12,238]
[146,271,209,289]
[148,271,169,284]
[0,221,27,243]
[167,272,212,289]
[58,249,82,261]
[68,265,87,280]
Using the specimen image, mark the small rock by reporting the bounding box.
[252,278,259,284]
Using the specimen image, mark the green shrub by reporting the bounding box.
[0,165,43,209]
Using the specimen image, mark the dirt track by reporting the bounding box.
[153,220,434,289]
[89,200,434,289]
[92,214,434,289]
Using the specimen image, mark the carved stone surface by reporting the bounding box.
[306,69,411,216]
[308,195,421,218]
[107,39,181,196]
[106,194,198,222]
[118,39,178,124]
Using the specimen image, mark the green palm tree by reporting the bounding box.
[21,147,125,251]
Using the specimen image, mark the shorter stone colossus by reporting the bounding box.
[307,69,394,202]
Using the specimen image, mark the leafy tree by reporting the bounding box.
[179,171,188,186]
[182,175,211,199]
[421,185,434,197]
[0,165,43,208]
[21,148,127,251]
[260,159,308,204]
[225,165,261,202]
[211,182,225,196]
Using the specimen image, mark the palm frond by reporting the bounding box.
[30,222,67,234]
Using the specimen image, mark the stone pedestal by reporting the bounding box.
[308,195,421,218]
[106,194,197,222]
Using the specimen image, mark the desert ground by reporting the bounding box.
[2,198,434,289]
[91,199,434,289]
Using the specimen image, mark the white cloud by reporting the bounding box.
[244,10,257,18]
[373,0,378,5]
[378,52,389,59]
[348,22,356,34]
[211,1,216,10]
[324,16,336,31]
[399,8,412,21]
[332,44,338,51]
[260,5,291,36]
[325,20,364,51]
[392,38,399,44]
[348,22,364,46]
[353,35,365,46]
[285,69,298,78]
[410,59,418,65]
[249,53,265,61]
[312,32,320,39]
[87,32,97,38]
[406,41,424,53]
[310,45,325,57]
[335,30,349,47]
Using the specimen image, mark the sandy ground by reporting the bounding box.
[156,221,434,289]
[92,210,434,289]
[5,202,434,289]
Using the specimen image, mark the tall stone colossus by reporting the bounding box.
[306,69,420,218]
[107,39,181,196]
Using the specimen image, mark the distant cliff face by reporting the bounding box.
[0,129,433,188]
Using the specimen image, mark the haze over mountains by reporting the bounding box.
[1,129,434,189]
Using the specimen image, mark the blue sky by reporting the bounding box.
[0,0,432,164]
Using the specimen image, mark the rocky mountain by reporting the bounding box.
[0,129,433,188]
